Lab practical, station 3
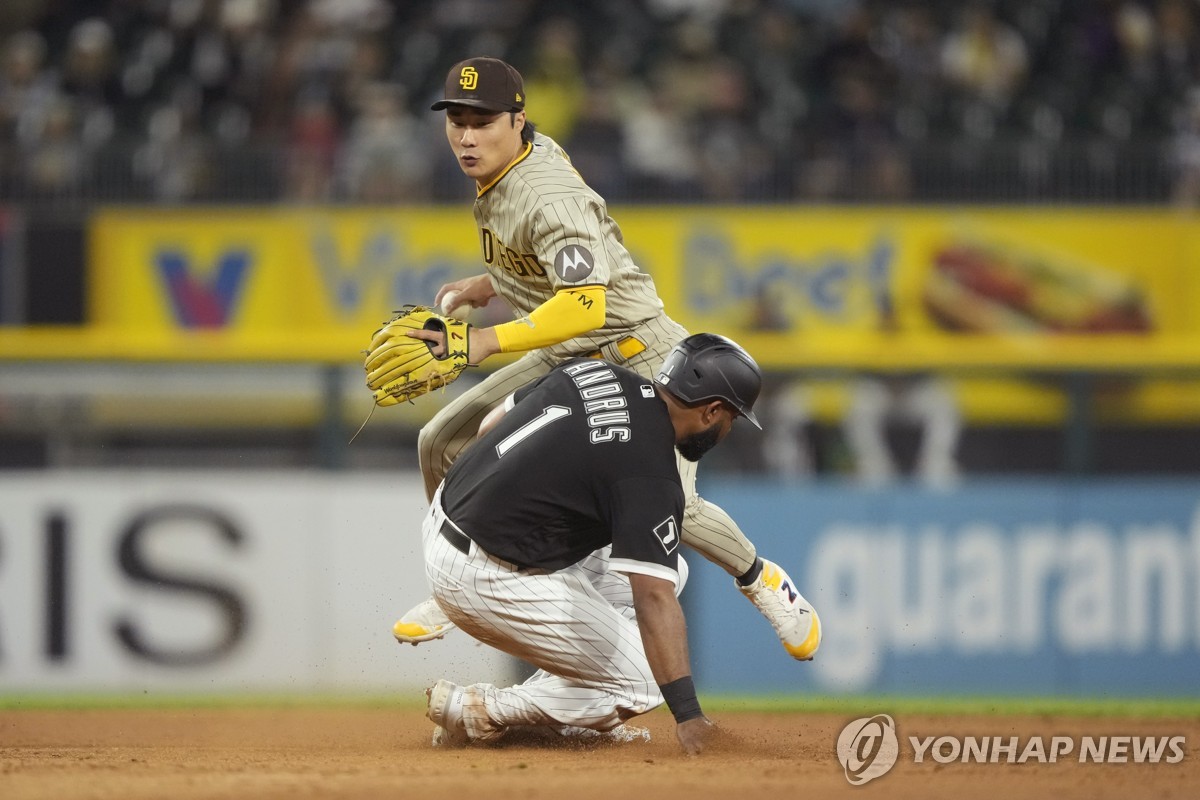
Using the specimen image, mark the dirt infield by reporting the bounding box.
[1,706,1196,799]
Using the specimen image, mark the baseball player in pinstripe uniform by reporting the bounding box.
[397,57,819,664]
[423,335,767,753]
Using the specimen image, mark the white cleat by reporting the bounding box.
[556,724,651,744]
[504,723,652,746]
[394,597,457,644]
[426,679,502,746]
[426,679,468,747]
[739,558,822,661]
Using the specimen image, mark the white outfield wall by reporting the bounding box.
[12,470,1195,699]
[0,471,516,694]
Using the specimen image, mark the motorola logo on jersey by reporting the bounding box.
[653,516,680,554]
[554,245,595,282]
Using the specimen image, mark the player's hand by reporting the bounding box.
[406,327,447,357]
[675,715,717,756]
[434,274,495,313]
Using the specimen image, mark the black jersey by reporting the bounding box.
[440,358,684,583]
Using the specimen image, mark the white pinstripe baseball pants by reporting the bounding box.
[422,485,687,732]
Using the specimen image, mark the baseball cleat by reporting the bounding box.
[393,597,457,644]
[504,723,651,746]
[739,558,822,661]
[556,724,651,744]
[426,679,468,747]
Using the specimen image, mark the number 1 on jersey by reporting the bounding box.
[494,405,572,457]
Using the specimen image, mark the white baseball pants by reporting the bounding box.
[422,486,687,732]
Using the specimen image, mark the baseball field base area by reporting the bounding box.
[2,695,1197,799]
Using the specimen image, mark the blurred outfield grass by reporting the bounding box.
[2,694,1198,718]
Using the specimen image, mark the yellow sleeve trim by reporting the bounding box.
[493,286,606,353]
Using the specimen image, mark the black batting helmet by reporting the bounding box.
[655,333,763,429]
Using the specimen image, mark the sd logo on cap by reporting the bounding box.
[432,57,525,113]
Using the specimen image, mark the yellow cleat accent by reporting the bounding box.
[393,597,457,644]
[784,608,821,661]
[393,619,448,645]
[761,562,785,590]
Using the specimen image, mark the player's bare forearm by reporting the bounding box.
[629,573,692,686]
[469,326,501,363]
[630,574,717,754]
[477,396,510,437]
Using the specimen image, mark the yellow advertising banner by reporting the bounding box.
[616,206,1194,338]
[16,205,1177,425]
[610,207,1200,424]
[89,207,485,332]
[0,206,1194,380]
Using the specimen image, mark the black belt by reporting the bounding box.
[440,519,471,554]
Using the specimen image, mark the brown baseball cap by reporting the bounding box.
[431,57,526,112]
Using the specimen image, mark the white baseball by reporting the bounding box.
[440,290,471,321]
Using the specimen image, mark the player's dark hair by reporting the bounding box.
[517,117,537,144]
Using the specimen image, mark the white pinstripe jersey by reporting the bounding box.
[474,132,666,359]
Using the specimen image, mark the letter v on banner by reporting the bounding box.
[155,249,250,328]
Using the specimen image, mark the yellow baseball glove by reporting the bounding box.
[364,305,472,406]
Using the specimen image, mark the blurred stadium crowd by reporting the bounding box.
[2,0,1200,205]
